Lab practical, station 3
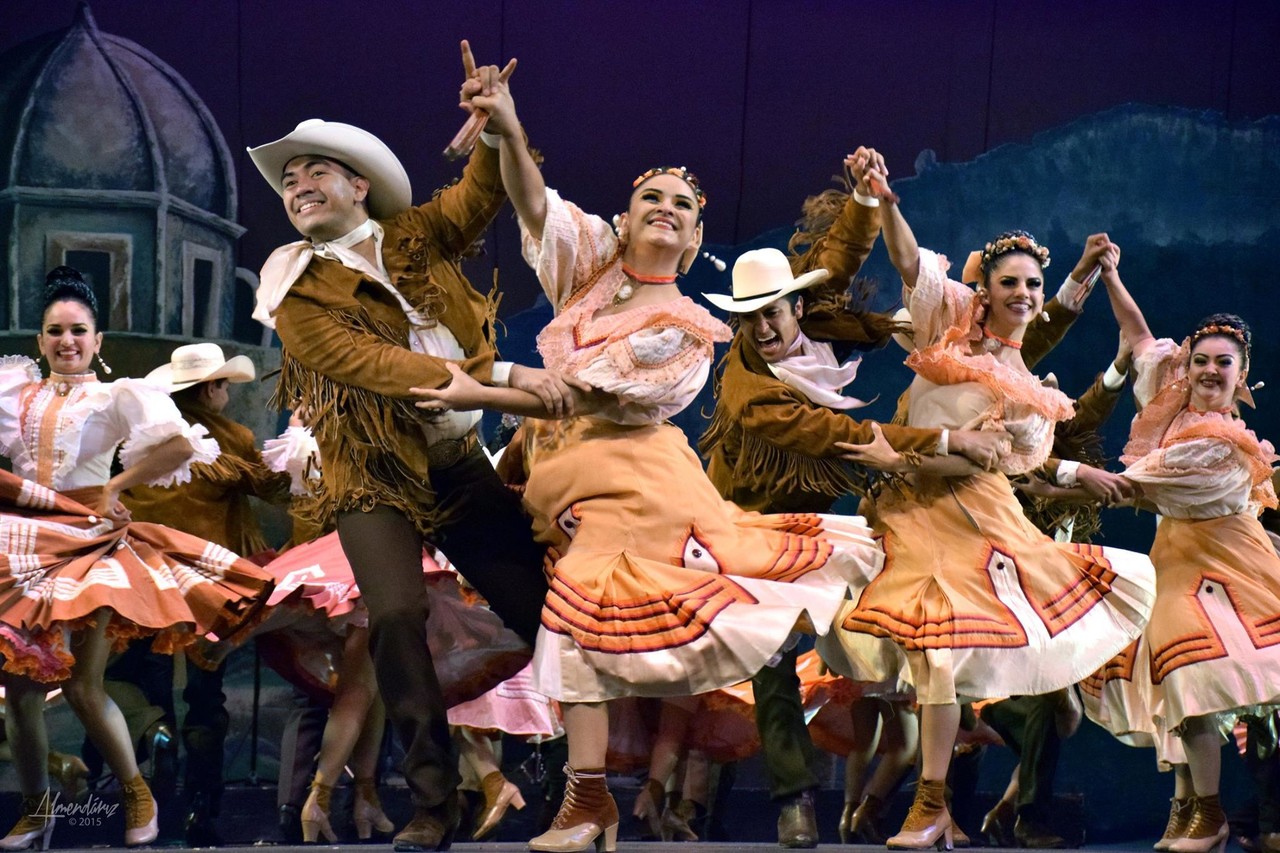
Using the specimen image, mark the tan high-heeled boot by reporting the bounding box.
[472,771,526,841]
[1169,795,1228,853]
[1155,798,1194,851]
[353,778,394,840]
[529,766,619,853]
[0,792,55,852]
[120,774,158,847]
[300,776,336,843]
[887,779,954,851]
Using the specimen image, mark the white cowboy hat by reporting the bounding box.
[890,307,916,352]
[247,119,412,220]
[147,343,256,392]
[703,248,830,313]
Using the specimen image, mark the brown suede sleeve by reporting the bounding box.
[398,141,507,259]
[806,196,881,282]
[738,390,939,457]
[1022,299,1079,370]
[1070,372,1125,434]
[274,295,495,396]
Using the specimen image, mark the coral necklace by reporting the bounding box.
[981,327,1023,352]
[614,263,677,305]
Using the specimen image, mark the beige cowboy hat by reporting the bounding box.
[703,248,830,313]
[147,343,256,392]
[247,119,412,220]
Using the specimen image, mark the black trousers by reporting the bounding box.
[752,644,819,799]
[337,446,547,810]
[980,695,1062,822]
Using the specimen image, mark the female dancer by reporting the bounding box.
[819,166,1156,849]
[414,74,884,853]
[0,267,271,849]
[1082,247,1280,853]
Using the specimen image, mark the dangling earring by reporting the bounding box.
[1040,310,1051,323]
[96,352,112,375]
[701,251,727,272]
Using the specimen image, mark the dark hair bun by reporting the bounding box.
[42,266,99,323]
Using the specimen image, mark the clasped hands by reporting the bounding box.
[410,363,595,419]
[835,422,1013,473]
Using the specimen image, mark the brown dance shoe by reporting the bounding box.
[777,789,819,848]
[393,796,460,852]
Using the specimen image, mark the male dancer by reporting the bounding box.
[248,45,570,850]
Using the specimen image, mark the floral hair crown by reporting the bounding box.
[632,166,707,209]
[980,232,1050,271]
[1192,323,1249,350]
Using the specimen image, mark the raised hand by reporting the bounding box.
[458,40,518,136]
[446,40,518,158]
[1099,240,1121,273]
[844,147,896,202]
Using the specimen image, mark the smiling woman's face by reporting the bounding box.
[38,299,100,374]
[621,173,700,251]
[982,253,1044,335]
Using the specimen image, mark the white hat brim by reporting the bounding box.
[890,307,916,352]
[147,355,257,392]
[247,120,412,220]
[703,268,831,314]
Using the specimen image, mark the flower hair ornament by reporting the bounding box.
[981,231,1050,270]
[632,166,707,209]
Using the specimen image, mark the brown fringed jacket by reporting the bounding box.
[702,195,941,514]
[124,399,292,556]
[268,144,506,535]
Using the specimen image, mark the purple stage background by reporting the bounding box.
[6,0,1278,314]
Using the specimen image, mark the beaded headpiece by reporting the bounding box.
[979,231,1050,272]
[632,166,707,209]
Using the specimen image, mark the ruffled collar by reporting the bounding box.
[906,293,1074,423]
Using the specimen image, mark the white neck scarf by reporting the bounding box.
[252,219,383,330]
[767,330,873,410]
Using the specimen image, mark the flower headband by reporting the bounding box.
[980,232,1050,270]
[1192,323,1249,351]
[632,166,707,209]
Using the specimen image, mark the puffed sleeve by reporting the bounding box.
[109,379,220,486]
[0,356,40,459]
[520,188,618,312]
[907,248,975,349]
[1123,439,1255,517]
[262,425,321,496]
[1132,338,1184,410]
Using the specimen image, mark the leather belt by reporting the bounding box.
[426,429,479,469]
